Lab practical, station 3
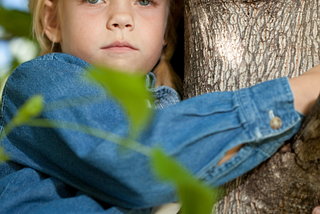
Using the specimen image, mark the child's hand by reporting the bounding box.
[313,206,320,214]
[289,64,320,115]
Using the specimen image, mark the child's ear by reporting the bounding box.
[43,0,62,43]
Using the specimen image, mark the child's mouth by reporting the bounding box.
[102,41,138,52]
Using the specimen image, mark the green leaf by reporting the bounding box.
[151,148,218,214]
[87,66,154,137]
[0,147,9,163]
[0,95,43,165]
[11,95,44,126]
[0,70,11,105]
[0,6,32,38]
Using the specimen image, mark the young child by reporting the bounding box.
[0,0,320,213]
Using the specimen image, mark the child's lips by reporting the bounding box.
[102,41,138,51]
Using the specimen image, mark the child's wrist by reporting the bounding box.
[289,64,320,115]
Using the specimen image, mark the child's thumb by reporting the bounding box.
[312,207,320,214]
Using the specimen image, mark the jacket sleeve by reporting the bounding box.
[0,57,302,209]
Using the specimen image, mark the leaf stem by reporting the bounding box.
[25,119,152,156]
[42,95,106,112]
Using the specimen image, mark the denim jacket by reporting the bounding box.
[0,53,302,214]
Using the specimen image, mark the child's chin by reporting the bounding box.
[94,63,148,75]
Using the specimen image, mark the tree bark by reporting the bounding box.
[184,0,320,213]
[184,0,320,95]
[212,97,320,213]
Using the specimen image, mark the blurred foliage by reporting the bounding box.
[0,2,39,103]
[0,4,32,40]
[10,95,43,127]
[0,95,44,162]
[87,66,154,137]
[0,1,38,162]
[151,148,219,214]
[0,147,9,162]
[6,67,220,213]
[87,67,219,214]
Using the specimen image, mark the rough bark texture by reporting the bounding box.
[212,97,320,213]
[184,0,320,96]
[184,0,320,213]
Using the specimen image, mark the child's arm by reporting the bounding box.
[218,64,320,166]
[1,54,314,209]
[290,64,320,115]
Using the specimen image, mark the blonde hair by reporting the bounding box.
[29,0,183,94]
[29,0,62,55]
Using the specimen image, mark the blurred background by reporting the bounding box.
[0,0,39,95]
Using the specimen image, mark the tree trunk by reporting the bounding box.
[184,0,320,213]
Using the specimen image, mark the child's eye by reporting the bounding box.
[87,0,104,4]
[137,0,152,6]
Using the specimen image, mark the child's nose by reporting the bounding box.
[107,12,134,31]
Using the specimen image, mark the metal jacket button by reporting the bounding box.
[270,117,282,129]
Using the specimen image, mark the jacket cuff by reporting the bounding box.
[238,77,301,142]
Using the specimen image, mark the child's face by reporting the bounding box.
[58,0,168,74]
